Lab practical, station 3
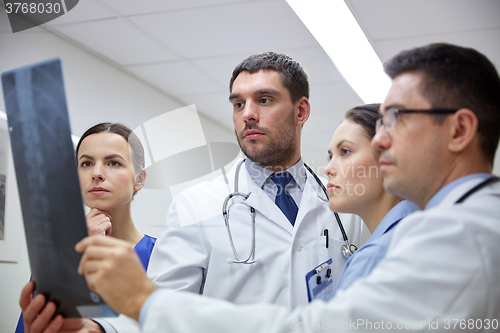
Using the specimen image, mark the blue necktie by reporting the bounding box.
[270,172,298,225]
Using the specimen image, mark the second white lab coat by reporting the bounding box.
[148,159,366,308]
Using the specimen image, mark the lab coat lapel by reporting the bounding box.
[230,161,293,235]
[245,181,295,235]
[227,159,319,235]
[293,174,326,230]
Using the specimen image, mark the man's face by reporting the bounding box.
[230,69,300,167]
[371,72,449,207]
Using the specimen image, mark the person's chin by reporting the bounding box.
[382,174,391,187]
[328,199,346,213]
[381,167,396,184]
[382,176,402,197]
[243,138,265,149]
[243,145,266,160]
[86,199,110,210]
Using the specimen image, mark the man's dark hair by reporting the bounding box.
[384,43,500,165]
[229,51,309,104]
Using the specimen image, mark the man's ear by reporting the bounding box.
[296,96,311,126]
[134,171,146,192]
[448,108,478,153]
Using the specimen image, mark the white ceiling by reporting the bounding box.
[2,0,500,168]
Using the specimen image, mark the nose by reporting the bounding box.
[371,126,392,153]
[92,163,105,182]
[324,158,337,178]
[242,100,259,123]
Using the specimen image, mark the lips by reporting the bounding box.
[89,187,109,196]
[378,153,396,170]
[378,159,393,171]
[243,129,264,140]
[326,183,341,192]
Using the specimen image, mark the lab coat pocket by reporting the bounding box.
[318,236,346,284]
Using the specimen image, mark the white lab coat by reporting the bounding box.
[98,159,367,332]
[148,159,366,307]
[142,176,500,332]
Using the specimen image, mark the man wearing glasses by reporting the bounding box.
[37,43,500,332]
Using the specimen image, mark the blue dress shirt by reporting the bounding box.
[244,158,306,206]
[425,173,492,209]
[332,200,420,295]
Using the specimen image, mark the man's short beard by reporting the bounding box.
[236,111,297,167]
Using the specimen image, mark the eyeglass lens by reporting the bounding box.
[376,108,398,132]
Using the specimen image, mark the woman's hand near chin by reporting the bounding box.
[86,208,112,236]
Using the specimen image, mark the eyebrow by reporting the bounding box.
[78,154,125,161]
[256,89,280,96]
[104,154,125,161]
[381,103,404,114]
[336,139,355,149]
[79,154,93,161]
[229,89,281,102]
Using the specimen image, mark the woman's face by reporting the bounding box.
[324,120,384,214]
[77,132,142,212]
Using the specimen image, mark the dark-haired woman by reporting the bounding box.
[324,104,419,295]
[75,122,155,259]
[16,123,156,333]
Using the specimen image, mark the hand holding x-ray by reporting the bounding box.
[76,235,157,321]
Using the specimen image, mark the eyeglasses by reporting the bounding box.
[376,107,459,133]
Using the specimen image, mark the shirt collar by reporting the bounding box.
[425,173,492,210]
[368,200,420,241]
[244,157,307,190]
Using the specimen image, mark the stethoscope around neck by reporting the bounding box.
[222,159,358,264]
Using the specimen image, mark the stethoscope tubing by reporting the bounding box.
[303,163,350,243]
[223,159,358,264]
[223,191,258,264]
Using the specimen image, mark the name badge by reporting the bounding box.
[305,258,335,302]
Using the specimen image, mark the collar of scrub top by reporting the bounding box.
[244,157,307,205]
[363,200,420,245]
[425,173,493,210]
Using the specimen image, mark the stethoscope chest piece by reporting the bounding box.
[341,243,358,261]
